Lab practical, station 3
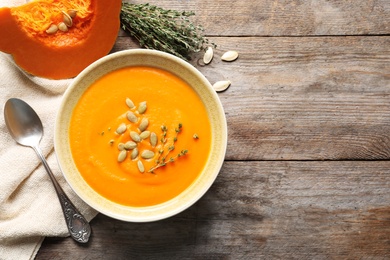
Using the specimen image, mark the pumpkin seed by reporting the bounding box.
[58,22,68,32]
[126,111,138,123]
[124,141,137,150]
[212,80,231,92]
[61,11,73,27]
[46,24,58,34]
[203,47,213,64]
[130,131,141,142]
[126,98,135,109]
[138,101,147,114]
[221,51,239,61]
[118,150,127,162]
[118,143,125,151]
[138,118,149,131]
[137,160,145,173]
[140,131,151,140]
[150,132,158,147]
[141,150,155,159]
[131,148,139,159]
[67,9,77,19]
[115,123,127,134]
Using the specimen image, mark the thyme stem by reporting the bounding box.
[120,3,211,61]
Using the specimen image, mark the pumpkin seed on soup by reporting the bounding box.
[116,123,127,134]
[141,150,155,159]
[138,118,149,131]
[131,148,139,159]
[140,131,150,140]
[118,143,125,151]
[130,131,141,142]
[124,141,137,150]
[118,150,127,162]
[126,98,135,109]
[127,111,138,123]
[150,132,158,147]
[138,101,147,114]
[137,160,145,173]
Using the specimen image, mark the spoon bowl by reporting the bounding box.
[3,98,91,243]
[4,98,43,147]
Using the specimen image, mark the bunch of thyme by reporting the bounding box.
[120,3,210,61]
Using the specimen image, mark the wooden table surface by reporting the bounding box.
[37,0,390,259]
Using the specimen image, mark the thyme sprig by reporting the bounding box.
[149,123,188,173]
[120,3,211,61]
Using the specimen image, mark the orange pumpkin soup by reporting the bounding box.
[69,66,212,207]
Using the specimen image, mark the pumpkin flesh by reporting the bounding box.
[0,0,121,79]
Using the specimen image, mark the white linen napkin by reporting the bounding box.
[0,1,98,259]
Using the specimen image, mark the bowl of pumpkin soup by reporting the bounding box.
[55,49,227,222]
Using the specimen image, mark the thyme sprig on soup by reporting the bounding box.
[69,66,212,207]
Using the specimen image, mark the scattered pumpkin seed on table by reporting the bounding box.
[203,46,213,64]
[221,51,239,61]
[213,80,231,92]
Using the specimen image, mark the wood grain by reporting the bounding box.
[114,35,390,160]
[37,161,390,259]
[126,0,390,36]
[36,0,390,258]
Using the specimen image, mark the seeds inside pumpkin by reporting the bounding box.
[58,22,68,32]
[61,11,73,27]
[67,9,77,19]
[46,24,58,34]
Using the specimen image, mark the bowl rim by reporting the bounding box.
[54,49,227,222]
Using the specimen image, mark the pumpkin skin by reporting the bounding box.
[0,0,122,79]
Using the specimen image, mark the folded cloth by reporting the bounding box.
[0,2,98,259]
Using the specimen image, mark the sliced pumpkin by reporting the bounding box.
[0,0,122,79]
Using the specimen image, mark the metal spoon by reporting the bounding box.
[3,98,91,243]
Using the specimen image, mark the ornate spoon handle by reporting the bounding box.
[33,146,91,243]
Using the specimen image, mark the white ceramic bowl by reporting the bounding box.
[54,49,227,222]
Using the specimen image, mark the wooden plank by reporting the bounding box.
[36,161,390,259]
[113,35,390,160]
[124,0,390,36]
